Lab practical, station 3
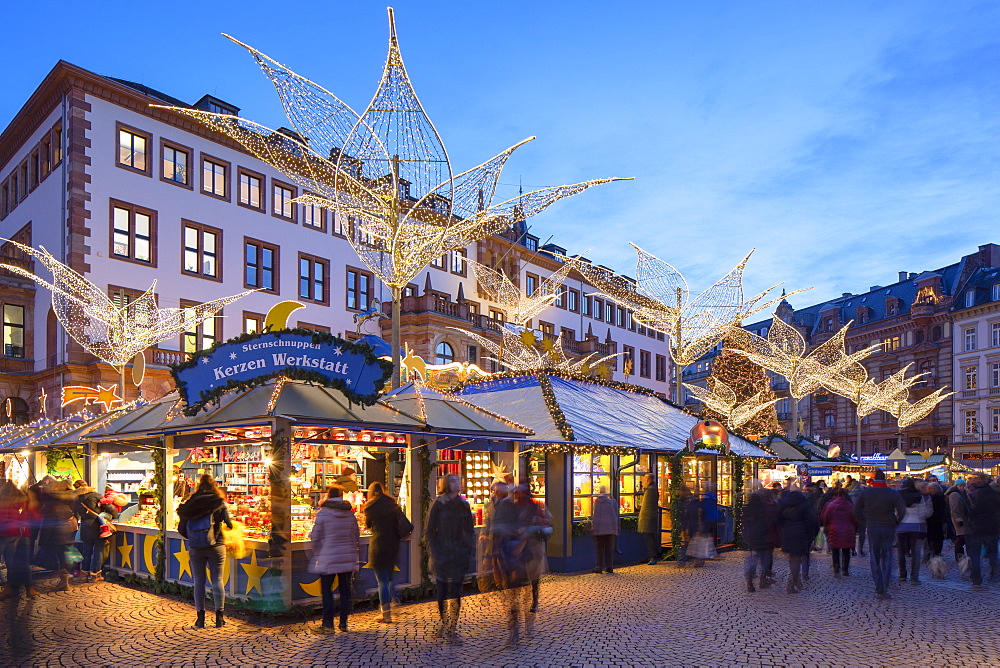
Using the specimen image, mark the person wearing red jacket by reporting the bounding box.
[820,487,858,578]
[0,480,40,599]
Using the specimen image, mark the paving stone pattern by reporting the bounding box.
[1,552,998,667]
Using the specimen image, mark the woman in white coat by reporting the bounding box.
[310,485,360,631]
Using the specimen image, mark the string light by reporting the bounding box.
[561,245,804,369]
[266,376,289,414]
[468,258,575,327]
[683,378,777,432]
[0,240,253,373]
[697,330,782,438]
[154,8,628,387]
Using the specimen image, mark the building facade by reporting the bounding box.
[0,61,672,424]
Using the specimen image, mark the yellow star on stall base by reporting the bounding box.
[118,535,133,569]
[519,329,539,348]
[241,550,269,596]
[174,543,192,579]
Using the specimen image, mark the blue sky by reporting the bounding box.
[3,1,999,308]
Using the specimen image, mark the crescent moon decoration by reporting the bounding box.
[300,577,323,597]
[143,533,156,575]
[263,300,307,332]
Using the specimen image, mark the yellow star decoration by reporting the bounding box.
[490,463,511,484]
[241,550,269,596]
[519,329,539,348]
[540,337,556,353]
[117,535,133,569]
[596,365,612,379]
[174,542,192,579]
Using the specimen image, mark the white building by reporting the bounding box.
[0,61,672,421]
[951,263,1000,468]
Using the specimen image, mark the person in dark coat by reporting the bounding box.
[777,489,819,593]
[590,487,620,574]
[72,482,118,582]
[965,474,1000,588]
[177,474,233,629]
[946,478,971,561]
[637,474,661,565]
[820,487,857,577]
[35,478,77,592]
[363,481,408,623]
[742,483,778,592]
[925,483,947,559]
[854,469,905,600]
[425,474,475,643]
[676,486,700,566]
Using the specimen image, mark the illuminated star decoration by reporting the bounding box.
[0,240,254,372]
[240,550,269,596]
[61,385,124,412]
[683,378,778,432]
[345,445,377,471]
[490,463,511,484]
[156,8,629,386]
[562,245,805,368]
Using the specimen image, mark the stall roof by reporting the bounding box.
[83,379,531,442]
[381,383,533,439]
[0,407,135,452]
[455,373,776,458]
[758,435,811,461]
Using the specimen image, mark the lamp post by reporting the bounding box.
[975,421,986,473]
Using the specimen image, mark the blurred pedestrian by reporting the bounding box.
[478,482,509,593]
[72,480,118,583]
[742,481,778,592]
[675,485,699,566]
[307,484,359,632]
[896,479,932,584]
[0,481,38,600]
[946,478,970,561]
[177,474,233,629]
[35,478,77,592]
[638,473,661,565]
[965,474,1000,588]
[363,481,409,623]
[924,483,947,560]
[590,486,619,574]
[777,487,819,593]
[426,474,475,643]
[854,470,905,600]
[820,487,857,577]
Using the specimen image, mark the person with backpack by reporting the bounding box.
[362,481,411,623]
[72,481,119,583]
[177,474,232,628]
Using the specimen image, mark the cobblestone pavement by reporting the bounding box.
[2,551,999,667]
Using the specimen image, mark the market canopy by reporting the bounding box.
[454,372,776,458]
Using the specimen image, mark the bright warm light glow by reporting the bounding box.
[19,450,29,457]
[263,457,273,467]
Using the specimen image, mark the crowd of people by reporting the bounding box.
[742,470,1000,599]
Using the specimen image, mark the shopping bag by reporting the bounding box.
[688,533,717,560]
[64,545,83,568]
[222,520,248,559]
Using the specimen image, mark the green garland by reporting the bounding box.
[417,443,433,593]
[537,372,575,441]
[731,453,744,548]
[171,328,394,416]
[151,443,167,589]
[667,453,683,559]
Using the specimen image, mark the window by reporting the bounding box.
[572,453,612,518]
[238,170,264,210]
[117,124,150,174]
[430,253,445,269]
[181,300,218,353]
[966,291,976,308]
[467,346,477,363]
[881,336,900,352]
[273,181,296,220]
[160,141,191,187]
[617,307,625,328]
[932,325,943,341]
[9,171,18,208]
[244,239,278,293]
[435,342,455,364]
[243,311,265,335]
[639,350,651,378]
[451,249,466,275]
[331,211,346,237]
[299,255,328,304]
[201,155,229,199]
[554,288,565,309]
[29,150,39,190]
[993,407,1000,435]
[489,309,505,323]
[182,222,221,279]
[524,274,538,297]
[643,353,662,384]
[2,304,25,358]
[965,410,978,434]
[992,362,1000,388]
[110,201,155,265]
[296,321,330,334]
[823,409,835,428]
[993,322,1000,348]
[346,268,373,311]
[40,135,51,179]
[301,194,325,231]
[618,454,651,515]
[994,284,1000,302]
[582,295,591,317]
[605,301,614,323]
[52,123,63,165]
[561,327,576,343]
[622,346,635,375]
[593,298,603,321]
[568,289,579,312]
[965,327,977,352]
[0,181,7,218]
[965,365,978,390]
[538,321,555,336]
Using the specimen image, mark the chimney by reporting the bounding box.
[980,243,1000,267]
[909,273,917,280]
[841,292,852,298]
[898,272,907,282]
[869,286,882,292]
